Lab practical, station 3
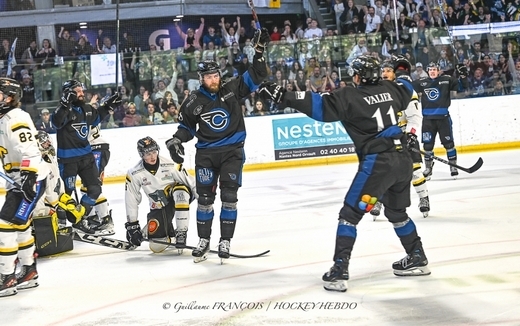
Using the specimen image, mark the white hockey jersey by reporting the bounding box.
[32,154,64,217]
[88,125,108,147]
[125,155,196,223]
[0,108,46,191]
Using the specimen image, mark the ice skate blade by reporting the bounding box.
[0,287,17,297]
[422,211,429,218]
[17,279,39,290]
[393,266,431,276]
[177,249,184,255]
[193,254,208,263]
[323,280,347,292]
[372,215,377,221]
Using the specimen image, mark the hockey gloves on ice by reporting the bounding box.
[166,137,185,164]
[406,132,418,150]
[57,193,86,224]
[456,64,468,78]
[59,89,77,109]
[102,92,122,110]
[258,81,286,104]
[252,27,271,53]
[20,170,38,202]
[125,221,143,246]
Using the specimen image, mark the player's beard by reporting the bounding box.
[74,95,85,105]
[204,82,220,94]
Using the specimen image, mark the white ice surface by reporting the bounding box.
[2,149,520,326]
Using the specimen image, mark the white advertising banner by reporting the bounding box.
[90,53,123,86]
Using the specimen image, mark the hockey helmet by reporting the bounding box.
[391,55,411,73]
[197,60,220,77]
[349,55,381,85]
[137,136,160,158]
[0,78,23,112]
[36,130,56,157]
[426,62,440,72]
[62,79,84,92]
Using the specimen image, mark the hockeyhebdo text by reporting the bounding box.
[162,300,358,313]
[272,117,352,150]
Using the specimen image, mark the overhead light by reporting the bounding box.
[80,26,88,29]
[173,18,181,22]
[176,15,184,18]
[79,22,87,25]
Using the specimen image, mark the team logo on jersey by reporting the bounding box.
[71,123,89,139]
[422,131,432,143]
[200,108,229,132]
[228,173,237,181]
[197,167,214,185]
[148,219,159,235]
[423,88,440,101]
[221,92,235,101]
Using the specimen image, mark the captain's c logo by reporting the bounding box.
[424,88,440,101]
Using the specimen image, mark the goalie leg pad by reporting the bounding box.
[33,215,73,257]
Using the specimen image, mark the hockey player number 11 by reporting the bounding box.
[372,106,397,131]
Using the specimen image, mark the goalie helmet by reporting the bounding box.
[137,136,160,158]
[0,78,23,114]
[36,130,56,157]
[349,55,381,85]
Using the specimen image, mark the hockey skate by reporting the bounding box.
[175,230,187,254]
[87,213,115,236]
[192,238,210,263]
[393,248,431,276]
[218,239,231,264]
[16,262,39,290]
[449,159,459,179]
[370,201,383,221]
[423,161,434,181]
[322,258,349,292]
[0,273,17,297]
[72,218,97,235]
[418,196,430,218]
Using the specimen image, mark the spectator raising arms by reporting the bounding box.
[175,18,204,53]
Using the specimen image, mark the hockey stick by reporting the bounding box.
[0,171,22,189]
[73,231,136,250]
[144,238,270,258]
[248,0,261,29]
[410,147,483,174]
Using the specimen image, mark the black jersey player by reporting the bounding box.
[258,55,431,292]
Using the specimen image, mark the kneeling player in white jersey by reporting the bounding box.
[371,55,430,219]
[124,137,196,253]
[32,131,86,257]
[80,125,114,235]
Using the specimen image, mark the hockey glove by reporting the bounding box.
[406,132,418,150]
[165,137,185,164]
[252,27,271,53]
[102,92,122,110]
[20,170,38,202]
[125,221,143,246]
[258,81,286,104]
[456,64,468,78]
[56,193,86,224]
[59,89,77,109]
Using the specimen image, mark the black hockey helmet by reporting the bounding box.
[36,130,56,157]
[349,55,381,85]
[426,62,440,71]
[137,136,160,158]
[197,60,220,77]
[0,77,23,112]
[391,55,411,73]
[62,79,83,92]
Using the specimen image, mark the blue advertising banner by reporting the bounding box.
[272,116,356,160]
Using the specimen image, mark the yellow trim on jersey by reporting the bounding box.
[175,203,190,209]
[0,220,32,231]
[173,184,190,193]
[95,197,107,204]
[18,238,35,249]
[11,123,31,132]
[0,246,18,254]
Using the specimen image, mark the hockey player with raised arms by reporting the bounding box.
[165,27,270,262]
[51,80,120,235]
[412,62,468,179]
[125,137,196,253]
[257,56,430,292]
[371,55,431,219]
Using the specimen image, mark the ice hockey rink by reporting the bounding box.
[2,148,520,326]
